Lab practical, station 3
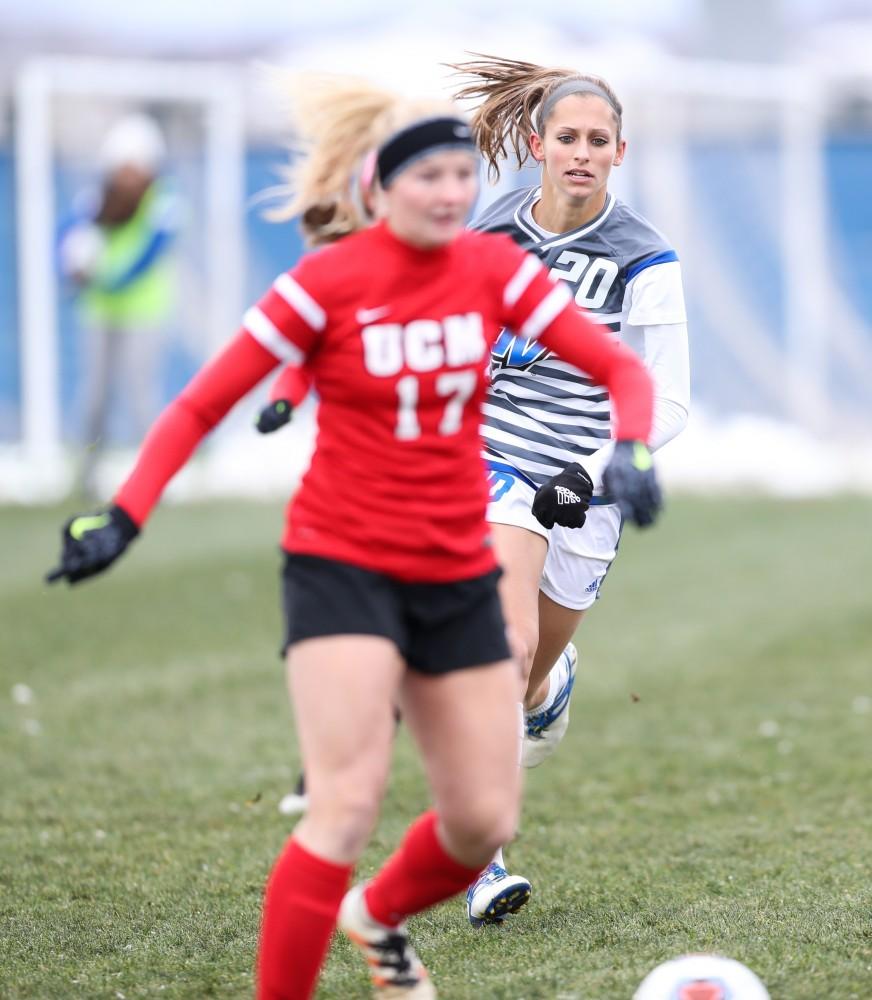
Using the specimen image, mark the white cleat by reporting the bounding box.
[277,792,308,816]
[521,642,577,769]
[466,862,532,927]
[338,883,437,998]
[277,773,308,816]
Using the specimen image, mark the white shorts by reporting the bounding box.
[485,459,622,612]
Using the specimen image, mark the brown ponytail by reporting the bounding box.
[448,54,623,182]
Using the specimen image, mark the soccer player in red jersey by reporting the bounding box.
[48,77,661,999]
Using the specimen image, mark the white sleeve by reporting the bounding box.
[627,321,690,450]
[627,260,690,450]
[583,319,690,493]
[626,259,687,326]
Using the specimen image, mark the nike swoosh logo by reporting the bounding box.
[70,513,110,540]
[356,306,391,324]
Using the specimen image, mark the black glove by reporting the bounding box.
[256,399,293,434]
[603,440,662,528]
[46,505,140,586]
[532,462,594,529]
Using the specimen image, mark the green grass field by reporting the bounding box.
[2,497,871,999]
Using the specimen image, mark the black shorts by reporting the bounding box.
[280,553,511,675]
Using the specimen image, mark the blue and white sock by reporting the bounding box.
[526,649,570,717]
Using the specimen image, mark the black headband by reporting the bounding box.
[376,117,476,188]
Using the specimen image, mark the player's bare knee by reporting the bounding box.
[442,798,519,862]
[306,786,382,858]
[306,807,378,860]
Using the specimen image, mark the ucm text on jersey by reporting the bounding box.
[361,312,487,376]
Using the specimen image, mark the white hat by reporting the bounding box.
[98,114,166,174]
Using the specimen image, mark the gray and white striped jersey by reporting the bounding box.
[473,187,686,486]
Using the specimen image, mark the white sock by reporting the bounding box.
[502,702,525,866]
[525,650,567,717]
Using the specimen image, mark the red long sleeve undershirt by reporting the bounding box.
[269,365,312,406]
[115,332,279,526]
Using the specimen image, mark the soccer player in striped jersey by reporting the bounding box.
[47,76,661,999]
[451,55,690,925]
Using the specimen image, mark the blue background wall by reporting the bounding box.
[1,141,870,443]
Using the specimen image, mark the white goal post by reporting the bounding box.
[13,56,246,492]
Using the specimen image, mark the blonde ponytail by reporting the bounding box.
[264,75,395,245]
[265,73,466,246]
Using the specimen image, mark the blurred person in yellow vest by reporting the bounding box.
[58,113,180,496]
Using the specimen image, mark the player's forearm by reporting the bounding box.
[580,324,689,491]
[639,321,690,450]
[269,365,312,405]
[599,356,654,442]
[581,394,688,494]
[650,395,689,451]
[114,397,213,525]
[115,331,279,525]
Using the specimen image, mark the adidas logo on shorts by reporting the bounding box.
[555,486,581,505]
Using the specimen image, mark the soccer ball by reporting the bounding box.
[634,954,771,1000]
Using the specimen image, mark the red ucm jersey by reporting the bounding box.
[116,221,652,582]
